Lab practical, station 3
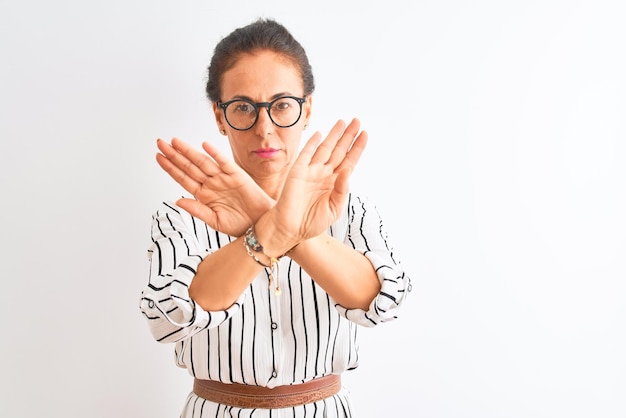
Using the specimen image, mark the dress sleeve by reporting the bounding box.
[138,201,245,343]
[334,194,412,327]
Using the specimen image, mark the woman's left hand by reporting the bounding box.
[258,118,368,253]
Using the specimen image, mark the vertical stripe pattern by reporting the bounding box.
[140,193,411,417]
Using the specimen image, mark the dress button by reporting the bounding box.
[272,371,277,378]
[271,322,278,330]
[148,300,155,308]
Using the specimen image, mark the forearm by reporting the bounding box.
[288,234,381,310]
[189,235,265,311]
[251,205,381,311]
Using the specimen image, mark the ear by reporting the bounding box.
[302,95,313,126]
[212,102,226,133]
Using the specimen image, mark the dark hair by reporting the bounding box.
[205,18,315,103]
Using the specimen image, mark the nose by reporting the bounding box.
[254,105,274,137]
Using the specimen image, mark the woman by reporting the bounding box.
[140,18,411,417]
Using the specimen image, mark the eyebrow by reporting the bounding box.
[226,92,298,102]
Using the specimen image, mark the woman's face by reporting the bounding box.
[213,50,312,182]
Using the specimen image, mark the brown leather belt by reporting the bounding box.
[193,374,341,409]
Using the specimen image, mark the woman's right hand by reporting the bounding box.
[156,138,274,236]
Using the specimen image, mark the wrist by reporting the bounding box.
[250,195,276,224]
[241,224,285,297]
[250,213,299,258]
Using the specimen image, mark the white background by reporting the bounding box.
[1,1,625,417]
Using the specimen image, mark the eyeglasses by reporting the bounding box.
[218,96,306,131]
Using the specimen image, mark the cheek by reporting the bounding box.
[227,138,247,160]
[283,133,303,155]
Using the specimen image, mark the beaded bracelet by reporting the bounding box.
[242,238,270,267]
[244,225,264,253]
[245,225,298,259]
[242,225,281,296]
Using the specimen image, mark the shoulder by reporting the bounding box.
[151,199,203,235]
[344,192,378,216]
[331,192,378,237]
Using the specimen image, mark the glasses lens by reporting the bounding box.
[269,97,302,127]
[225,100,257,130]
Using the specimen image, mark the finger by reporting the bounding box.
[176,198,218,226]
[157,138,212,184]
[156,152,204,197]
[332,167,352,201]
[325,118,362,168]
[326,168,352,221]
[308,119,347,165]
[335,128,368,174]
[295,131,323,164]
[170,138,222,179]
[201,142,240,175]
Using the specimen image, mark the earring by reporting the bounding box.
[220,129,226,135]
[303,123,308,130]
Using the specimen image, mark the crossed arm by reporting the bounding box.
[155,119,381,311]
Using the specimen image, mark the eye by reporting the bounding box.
[232,101,255,114]
[272,98,293,112]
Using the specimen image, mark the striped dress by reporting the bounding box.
[139,193,412,417]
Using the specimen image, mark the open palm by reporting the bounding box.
[156,138,274,236]
[272,118,368,240]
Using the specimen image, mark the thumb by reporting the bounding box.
[333,167,352,197]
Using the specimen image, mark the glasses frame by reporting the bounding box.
[217,96,307,131]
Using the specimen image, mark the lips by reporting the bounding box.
[254,148,280,159]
